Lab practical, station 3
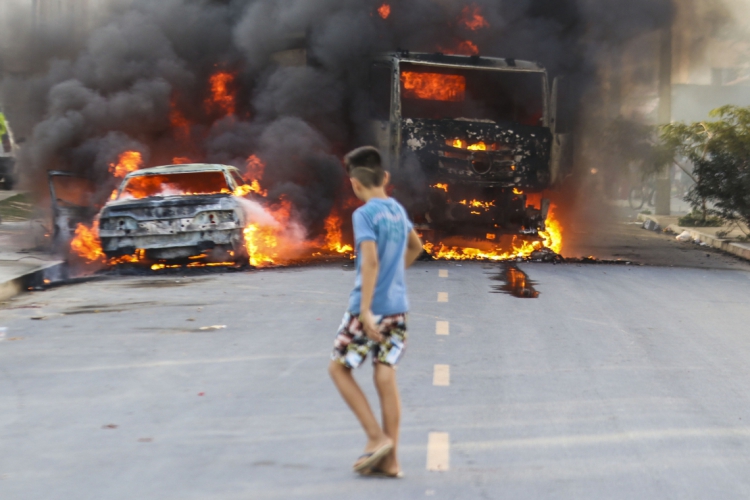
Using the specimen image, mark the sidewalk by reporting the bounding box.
[0,198,65,301]
[637,213,750,262]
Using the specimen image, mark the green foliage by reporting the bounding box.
[661,106,750,229]
[677,210,723,227]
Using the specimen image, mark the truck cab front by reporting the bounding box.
[369,52,566,239]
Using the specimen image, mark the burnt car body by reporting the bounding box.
[368,52,573,238]
[98,164,249,261]
[48,171,98,253]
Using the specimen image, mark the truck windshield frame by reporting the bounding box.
[398,62,547,126]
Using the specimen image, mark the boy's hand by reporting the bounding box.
[360,310,383,343]
[404,229,423,269]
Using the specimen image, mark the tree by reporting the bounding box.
[660,105,750,232]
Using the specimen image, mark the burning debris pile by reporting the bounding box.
[0,0,673,269]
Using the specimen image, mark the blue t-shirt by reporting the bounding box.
[348,197,413,316]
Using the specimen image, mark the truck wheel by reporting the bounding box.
[1,178,13,190]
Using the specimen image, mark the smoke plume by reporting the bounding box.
[0,0,679,237]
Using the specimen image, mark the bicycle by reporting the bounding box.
[628,181,656,210]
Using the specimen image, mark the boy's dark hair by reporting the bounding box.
[344,146,386,188]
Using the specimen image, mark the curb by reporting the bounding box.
[0,261,66,302]
[637,213,750,262]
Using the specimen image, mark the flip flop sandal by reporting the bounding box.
[352,443,393,472]
[362,468,404,478]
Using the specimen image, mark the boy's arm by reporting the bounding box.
[358,240,383,342]
[404,229,423,269]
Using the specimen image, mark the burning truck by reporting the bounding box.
[369,51,572,243]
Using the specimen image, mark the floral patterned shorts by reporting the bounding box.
[331,312,408,369]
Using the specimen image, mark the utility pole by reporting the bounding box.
[655,21,673,216]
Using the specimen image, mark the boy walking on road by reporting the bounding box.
[329,146,423,477]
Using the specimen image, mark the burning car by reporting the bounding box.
[97,163,250,262]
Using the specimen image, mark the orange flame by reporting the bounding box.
[244,224,278,268]
[377,3,391,19]
[71,223,152,266]
[172,157,192,164]
[206,71,236,116]
[431,183,449,192]
[447,139,488,150]
[232,154,268,197]
[245,155,266,182]
[242,198,294,267]
[70,222,104,263]
[324,212,354,254]
[170,96,191,142]
[456,40,479,56]
[460,4,489,31]
[108,151,143,200]
[438,40,480,56]
[423,204,563,261]
[424,237,537,261]
[109,151,142,179]
[540,205,563,254]
[111,249,146,265]
[233,180,267,197]
[401,72,466,102]
[459,199,494,210]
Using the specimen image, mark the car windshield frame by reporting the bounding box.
[116,170,232,200]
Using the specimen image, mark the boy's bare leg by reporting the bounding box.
[328,361,392,466]
[373,363,401,474]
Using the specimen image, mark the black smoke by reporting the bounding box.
[1,0,673,236]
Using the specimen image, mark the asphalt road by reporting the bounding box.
[2,240,750,499]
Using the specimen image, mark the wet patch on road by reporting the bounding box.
[61,301,159,315]
[120,278,211,288]
[491,263,540,298]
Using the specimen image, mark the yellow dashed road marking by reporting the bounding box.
[437,292,448,303]
[439,269,448,278]
[436,321,450,336]
[433,365,450,386]
[427,432,450,471]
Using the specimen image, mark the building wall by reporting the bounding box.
[614,0,750,124]
[0,0,34,75]
[33,0,90,34]
[0,0,104,76]
[670,0,750,121]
